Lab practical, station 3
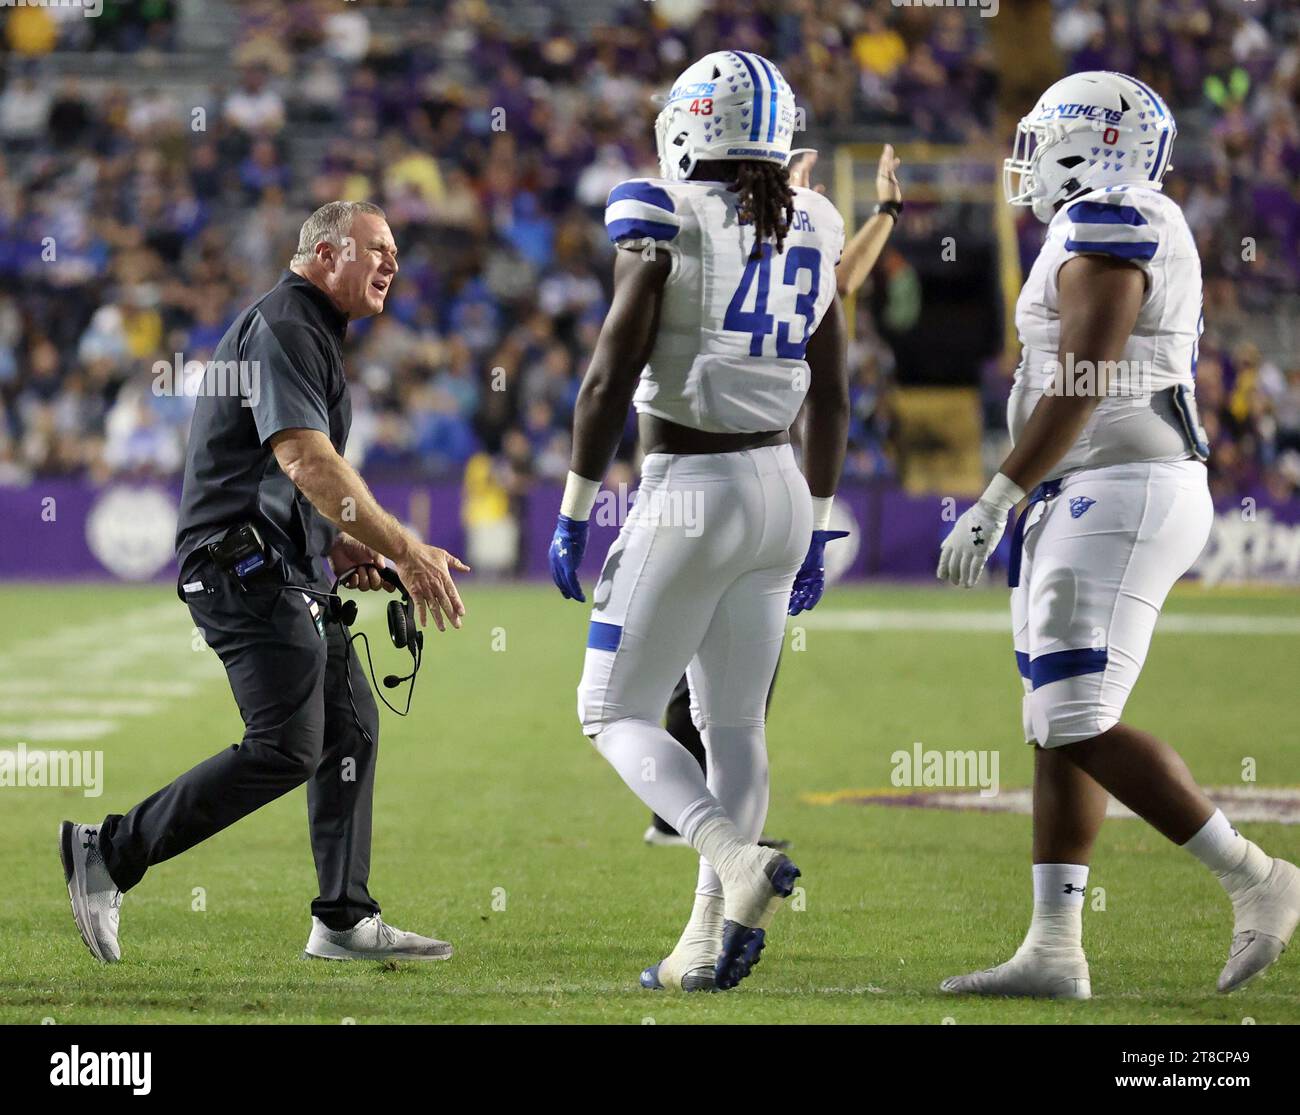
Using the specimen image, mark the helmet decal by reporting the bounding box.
[654,51,796,181]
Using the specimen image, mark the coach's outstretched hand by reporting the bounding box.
[789,530,849,615]
[395,542,470,631]
[549,515,589,602]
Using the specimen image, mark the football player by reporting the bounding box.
[642,145,903,852]
[937,71,1300,998]
[549,51,848,991]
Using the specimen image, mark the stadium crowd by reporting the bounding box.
[0,0,1296,511]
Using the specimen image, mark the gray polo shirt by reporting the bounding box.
[175,271,351,587]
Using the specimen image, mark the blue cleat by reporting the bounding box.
[714,852,801,990]
[640,958,717,992]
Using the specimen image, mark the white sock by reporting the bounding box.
[672,891,723,959]
[1183,809,1272,901]
[594,718,718,830]
[696,859,722,898]
[1020,863,1089,951]
[695,723,771,900]
[677,798,749,880]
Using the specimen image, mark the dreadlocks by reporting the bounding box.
[733,161,796,259]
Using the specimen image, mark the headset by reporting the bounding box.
[207,524,424,742]
[286,563,424,721]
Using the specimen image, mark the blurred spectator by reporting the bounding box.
[0,0,1291,515]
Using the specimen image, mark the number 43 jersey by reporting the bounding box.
[604,177,845,434]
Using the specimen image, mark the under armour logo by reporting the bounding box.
[970,524,985,547]
[1062,883,1085,895]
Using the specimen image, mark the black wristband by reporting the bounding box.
[874,199,903,221]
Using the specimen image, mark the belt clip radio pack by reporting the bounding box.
[207,523,271,588]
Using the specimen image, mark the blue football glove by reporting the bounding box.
[549,514,589,602]
[788,530,850,615]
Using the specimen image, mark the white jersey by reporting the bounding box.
[1010,184,1206,479]
[604,177,845,434]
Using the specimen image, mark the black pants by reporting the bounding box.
[98,565,381,930]
[652,655,781,836]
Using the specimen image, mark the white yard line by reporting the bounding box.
[0,602,224,744]
[0,720,118,742]
[0,679,200,697]
[0,698,162,716]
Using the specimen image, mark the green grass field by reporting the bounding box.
[1,581,1298,1024]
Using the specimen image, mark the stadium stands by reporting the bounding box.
[0,0,1296,510]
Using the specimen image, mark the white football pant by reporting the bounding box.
[1013,459,1213,747]
[578,445,811,865]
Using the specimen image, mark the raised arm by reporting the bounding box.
[788,145,902,298]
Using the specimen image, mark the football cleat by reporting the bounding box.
[60,821,122,964]
[714,848,801,990]
[940,946,1091,1000]
[640,954,716,992]
[304,915,452,961]
[1218,857,1300,993]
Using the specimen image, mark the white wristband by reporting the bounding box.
[979,472,1026,515]
[560,471,601,521]
[811,496,834,532]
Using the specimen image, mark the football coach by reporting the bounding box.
[60,201,469,963]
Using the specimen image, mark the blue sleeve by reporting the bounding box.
[1062,196,1159,264]
[604,179,683,245]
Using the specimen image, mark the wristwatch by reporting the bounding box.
[874,199,903,221]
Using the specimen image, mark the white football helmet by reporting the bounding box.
[1005,71,1177,222]
[654,51,796,181]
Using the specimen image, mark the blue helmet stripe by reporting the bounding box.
[751,53,779,143]
[1149,128,1169,181]
[1107,72,1173,180]
[733,51,764,142]
[1120,72,1167,119]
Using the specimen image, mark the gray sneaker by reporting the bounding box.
[304,914,453,961]
[60,821,122,963]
